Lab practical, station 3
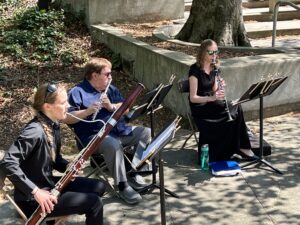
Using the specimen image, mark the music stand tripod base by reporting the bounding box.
[233,77,287,175]
[136,118,180,199]
[241,94,283,175]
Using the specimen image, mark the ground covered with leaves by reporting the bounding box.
[112,22,259,58]
[0,0,175,155]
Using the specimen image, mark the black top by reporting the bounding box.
[188,63,227,120]
[188,63,251,162]
[0,114,69,201]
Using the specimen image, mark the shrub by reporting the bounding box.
[0,4,80,65]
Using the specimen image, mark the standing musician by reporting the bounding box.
[64,57,151,205]
[188,39,257,162]
[0,83,105,225]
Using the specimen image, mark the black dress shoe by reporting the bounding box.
[238,150,259,161]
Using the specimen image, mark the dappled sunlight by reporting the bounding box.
[155,112,300,225]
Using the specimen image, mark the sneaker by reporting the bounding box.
[119,186,142,204]
[128,174,148,191]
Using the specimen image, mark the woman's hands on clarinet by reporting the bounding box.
[214,77,226,101]
[33,188,58,214]
[215,89,225,100]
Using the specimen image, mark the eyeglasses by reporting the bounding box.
[207,50,219,56]
[44,83,57,103]
[97,72,112,77]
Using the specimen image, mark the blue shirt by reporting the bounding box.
[68,79,132,147]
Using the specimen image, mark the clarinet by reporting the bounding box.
[25,83,145,225]
[211,60,233,122]
[92,78,112,121]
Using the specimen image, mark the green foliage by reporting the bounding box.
[1,7,64,62]
[0,3,83,66]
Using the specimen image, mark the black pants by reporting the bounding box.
[17,177,105,225]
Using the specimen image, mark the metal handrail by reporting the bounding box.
[272,0,300,47]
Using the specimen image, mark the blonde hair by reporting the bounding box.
[33,83,65,161]
[84,57,112,80]
[196,39,219,69]
[33,83,65,113]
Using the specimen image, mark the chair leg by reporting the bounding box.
[87,157,119,197]
[181,133,193,149]
[5,194,27,221]
[192,130,199,145]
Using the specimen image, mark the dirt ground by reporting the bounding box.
[112,21,259,58]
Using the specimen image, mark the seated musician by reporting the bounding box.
[64,57,151,205]
[0,83,105,225]
[188,39,257,162]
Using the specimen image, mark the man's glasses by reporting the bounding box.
[207,50,219,56]
[44,83,57,103]
[97,72,112,77]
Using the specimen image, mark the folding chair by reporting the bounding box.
[0,169,68,225]
[177,78,199,148]
[67,126,118,197]
[67,126,140,197]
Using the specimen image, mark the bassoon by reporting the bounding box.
[25,83,145,225]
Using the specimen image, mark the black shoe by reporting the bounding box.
[128,175,148,191]
[119,186,142,204]
[237,150,259,161]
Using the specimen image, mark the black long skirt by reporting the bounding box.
[192,103,251,162]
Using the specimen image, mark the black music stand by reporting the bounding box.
[126,83,177,194]
[133,117,180,225]
[126,82,178,225]
[233,76,288,174]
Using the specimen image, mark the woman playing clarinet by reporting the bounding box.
[0,83,105,225]
[188,39,257,162]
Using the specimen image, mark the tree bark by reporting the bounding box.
[176,0,251,47]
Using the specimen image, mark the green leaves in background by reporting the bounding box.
[0,4,77,65]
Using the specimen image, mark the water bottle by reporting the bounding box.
[201,144,209,171]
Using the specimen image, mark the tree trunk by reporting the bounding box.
[175,0,251,47]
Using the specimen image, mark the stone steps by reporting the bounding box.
[243,2,300,22]
[183,1,300,39]
[242,0,300,9]
[243,5,300,21]
[244,19,300,38]
[242,1,300,38]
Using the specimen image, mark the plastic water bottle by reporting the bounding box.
[201,144,209,171]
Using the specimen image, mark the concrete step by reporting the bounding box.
[183,1,300,38]
[243,5,300,21]
[242,0,300,8]
[184,0,192,11]
[244,19,300,38]
[244,10,300,22]
[184,0,300,11]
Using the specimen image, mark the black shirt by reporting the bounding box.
[0,114,69,201]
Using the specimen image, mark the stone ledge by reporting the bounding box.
[91,24,300,120]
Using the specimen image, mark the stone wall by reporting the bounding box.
[59,0,184,26]
[91,24,300,120]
